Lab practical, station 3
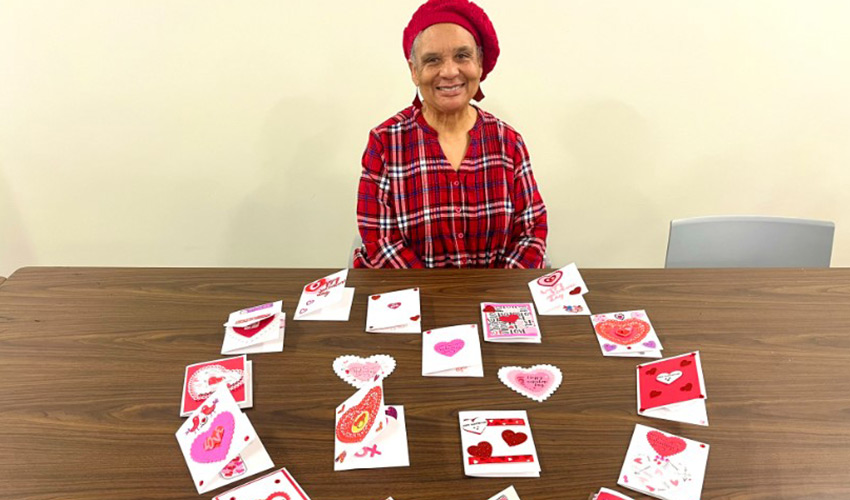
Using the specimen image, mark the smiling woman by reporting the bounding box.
[353,0,548,269]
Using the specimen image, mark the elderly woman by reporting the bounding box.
[354,0,547,269]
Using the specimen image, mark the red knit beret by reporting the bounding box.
[403,0,500,82]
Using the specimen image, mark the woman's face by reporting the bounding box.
[409,23,483,116]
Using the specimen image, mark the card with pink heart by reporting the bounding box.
[497,364,562,403]
[591,310,663,358]
[422,324,483,377]
[333,354,396,388]
[212,467,312,500]
[222,300,285,355]
[618,424,709,500]
[181,355,252,416]
[480,303,541,343]
[458,410,540,478]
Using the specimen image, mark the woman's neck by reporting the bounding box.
[421,104,477,135]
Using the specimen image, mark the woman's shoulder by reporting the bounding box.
[476,107,523,142]
[370,106,419,136]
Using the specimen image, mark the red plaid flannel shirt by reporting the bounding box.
[354,105,547,269]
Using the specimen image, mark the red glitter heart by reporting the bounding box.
[502,430,527,447]
[467,441,493,458]
[483,305,496,313]
[647,430,687,457]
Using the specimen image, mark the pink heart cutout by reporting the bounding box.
[508,369,554,397]
[347,362,381,382]
[435,339,465,357]
[190,411,235,463]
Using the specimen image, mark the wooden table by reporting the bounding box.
[1,267,849,500]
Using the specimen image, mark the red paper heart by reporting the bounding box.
[569,286,582,295]
[595,318,650,345]
[499,314,519,323]
[232,315,275,338]
[650,390,662,398]
[467,441,492,458]
[681,359,693,366]
[371,295,381,300]
[388,302,401,309]
[680,382,693,392]
[646,367,658,375]
[335,386,382,443]
[410,315,420,321]
[647,430,687,457]
[502,430,527,446]
[483,305,496,313]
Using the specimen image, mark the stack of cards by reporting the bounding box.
[181,356,252,417]
[528,263,590,315]
[422,324,483,377]
[480,303,541,343]
[175,385,273,494]
[637,351,708,426]
[592,488,634,500]
[488,485,521,500]
[213,467,311,500]
[221,300,285,355]
[591,310,663,358]
[618,424,709,500]
[459,411,541,477]
[366,288,421,333]
[294,269,355,321]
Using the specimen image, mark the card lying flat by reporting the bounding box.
[422,324,483,377]
[366,287,422,333]
[212,467,312,500]
[459,410,541,477]
[222,301,285,355]
[487,485,522,500]
[333,354,396,388]
[497,364,562,403]
[528,263,589,315]
[334,382,388,465]
[618,424,709,500]
[181,356,252,416]
[480,303,541,343]
[591,310,663,358]
[294,269,355,321]
[637,351,708,426]
[334,405,409,471]
[593,487,634,500]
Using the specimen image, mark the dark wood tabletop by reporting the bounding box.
[1,267,849,500]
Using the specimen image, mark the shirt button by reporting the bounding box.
[453,180,459,186]
[457,232,464,238]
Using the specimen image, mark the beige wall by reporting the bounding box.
[1,0,848,276]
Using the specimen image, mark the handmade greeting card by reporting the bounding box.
[637,351,708,426]
[592,487,634,500]
[480,303,541,343]
[528,263,589,315]
[294,269,355,321]
[422,324,483,377]
[591,310,663,358]
[458,410,541,477]
[366,288,421,333]
[618,424,709,500]
[334,405,409,471]
[333,354,396,388]
[487,485,521,500]
[221,301,285,355]
[181,356,252,416]
[175,385,273,494]
[497,364,562,403]
[212,467,312,500]
[334,382,388,465]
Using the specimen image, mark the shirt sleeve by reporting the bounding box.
[353,130,426,269]
[501,134,548,269]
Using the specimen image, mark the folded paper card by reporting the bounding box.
[480,303,541,343]
[294,269,355,321]
[212,467,311,500]
[366,288,422,333]
[459,410,540,478]
[528,263,590,315]
[221,301,285,355]
[334,405,409,471]
[487,485,521,500]
[334,382,388,466]
[422,324,483,377]
[591,310,663,358]
[592,487,634,500]
[637,351,708,426]
[181,356,252,416]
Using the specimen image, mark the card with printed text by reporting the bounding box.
[294,269,355,321]
[637,351,708,426]
[212,467,311,500]
[181,356,252,417]
[591,310,663,358]
[459,410,540,477]
[366,288,421,333]
[528,263,589,315]
[422,324,483,377]
[480,303,541,343]
[221,301,285,355]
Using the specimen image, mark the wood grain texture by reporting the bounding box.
[1,267,849,500]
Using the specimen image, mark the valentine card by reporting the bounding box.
[180,356,252,416]
[175,385,273,494]
[222,301,285,355]
[618,424,709,500]
[422,324,483,377]
[591,310,663,358]
[334,405,409,471]
[459,410,541,477]
[213,467,312,500]
[480,303,541,343]
[637,351,708,426]
[333,354,396,388]
[366,288,421,333]
[334,382,388,463]
[528,263,588,315]
[294,269,355,321]
[487,485,521,500]
[497,364,562,403]
[592,487,634,500]
[539,295,591,316]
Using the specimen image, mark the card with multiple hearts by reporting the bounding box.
[617,424,709,500]
[591,310,663,358]
[497,364,562,403]
[181,356,252,416]
[366,288,422,333]
[333,354,396,388]
[528,263,590,315]
[487,485,521,500]
[459,410,541,477]
[592,487,634,500]
[221,301,285,355]
[334,382,388,465]
[422,324,483,377]
[334,405,409,471]
[294,269,355,321]
[175,384,273,494]
[212,467,312,500]
[637,351,708,426]
[480,303,541,343]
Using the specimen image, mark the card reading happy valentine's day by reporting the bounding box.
[637,351,708,426]
[591,310,663,358]
[459,410,541,477]
[294,269,355,321]
[528,263,590,315]
[366,288,422,333]
[480,303,541,343]
[334,405,409,471]
[221,300,285,355]
[334,382,388,465]
[497,364,562,403]
[333,354,396,388]
[487,485,522,500]
[181,355,252,416]
[618,424,709,500]
[212,467,312,500]
[592,487,634,500]
[422,324,483,377]
[175,385,273,494]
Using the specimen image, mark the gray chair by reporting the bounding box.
[665,216,834,268]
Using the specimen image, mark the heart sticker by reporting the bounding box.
[434,339,465,357]
[467,441,493,458]
[188,365,244,401]
[482,305,496,313]
[536,270,563,287]
[190,411,235,463]
[332,354,396,388]
[335,386,383,444]
[461,417,487,435]
[498,364,563,402]
[595,318,651,345]
[647,430,687,457]
[499,314,519,323]
[656,370,682,385]
[387,302,401,309]
[502,430,528,447]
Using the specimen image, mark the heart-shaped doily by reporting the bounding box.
[332,355,396,388]
[190,411,235,463]
[188,365,244,401]
[497,364,563,403]
[594,318,651,345]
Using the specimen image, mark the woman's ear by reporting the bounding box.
[408,59,420,87]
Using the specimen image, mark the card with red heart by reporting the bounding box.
[487,485,521,500]
[334,382,388,463]
[637,351,708,426]
[334,405,409,471]
[212,467,312,500]
[366,288,422,333]
[294,269,355,321]
[181,356,252,416]
[458,410,540,477]
[421,324,483,377]
[618,424,709,500]
[592,487,634,500]
[480,303,541,343]
[222,301,285,355]
[528,263,589,315]
[591,310,663,358]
